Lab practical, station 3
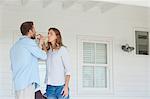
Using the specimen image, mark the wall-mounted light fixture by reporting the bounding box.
[121,44,134,52]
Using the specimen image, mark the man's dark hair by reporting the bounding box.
[20,21,33,35]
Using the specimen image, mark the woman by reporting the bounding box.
[44,28,71,99]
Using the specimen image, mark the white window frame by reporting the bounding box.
[77,35,113,96]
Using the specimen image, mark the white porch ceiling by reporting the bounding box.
[0,0,149,13]
[0,0,149,8]
[93,0,150,8]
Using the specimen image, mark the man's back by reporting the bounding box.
[10,37,31,75]
[10,36,47,91]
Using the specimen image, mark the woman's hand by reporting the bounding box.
[39,35,45,45]
[36,34,46,50]
[42,42,48,52]
[61,86,69,97]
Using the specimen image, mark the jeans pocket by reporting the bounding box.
[46,85,55,97]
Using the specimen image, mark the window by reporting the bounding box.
[77,35,113,95]
[135,31,149,55]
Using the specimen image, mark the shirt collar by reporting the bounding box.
[19,35,30,40]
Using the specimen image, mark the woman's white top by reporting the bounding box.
[45,46,71,86]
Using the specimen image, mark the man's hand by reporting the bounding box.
[36,34,41,40]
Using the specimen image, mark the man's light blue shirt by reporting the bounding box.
[10,36,47,91]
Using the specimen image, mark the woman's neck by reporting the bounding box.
[51,41,60,51]
[51,41,55,46]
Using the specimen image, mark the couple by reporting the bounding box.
[10,21,71,99]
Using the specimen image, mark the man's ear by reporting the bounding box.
[29,29,32,33]
[26,30,31,37]
[28,30,32,35]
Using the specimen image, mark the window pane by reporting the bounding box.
[135,31,149,55]
[83,66,94,87]
[83,42,95,64]
[96,43,107,64]
[94,66,107,88]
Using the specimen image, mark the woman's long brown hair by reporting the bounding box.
[47,28,64,50]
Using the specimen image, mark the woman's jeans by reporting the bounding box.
[46,85,69,99]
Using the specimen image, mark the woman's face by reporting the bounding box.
[48,29,57,43]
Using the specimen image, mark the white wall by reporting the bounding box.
[0,1,150,99]
[148,9,150,97]
[0,5,14,98]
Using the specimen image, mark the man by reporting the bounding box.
[10,21,47,99]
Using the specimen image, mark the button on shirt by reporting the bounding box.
[10,36,47,91]
[45,46,71,86]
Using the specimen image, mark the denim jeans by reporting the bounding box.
[46,85,69,99]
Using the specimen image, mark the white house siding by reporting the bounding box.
[0,2,149,99]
